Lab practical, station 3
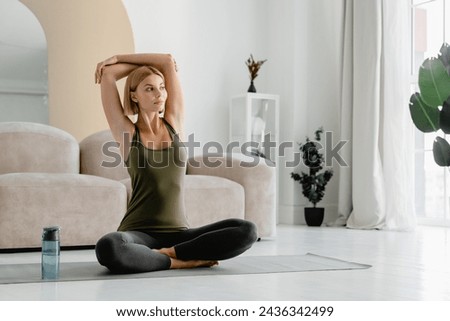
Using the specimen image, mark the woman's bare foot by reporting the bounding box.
[169,258,219,269]
[156,247,177,259]
[155,247,218,269]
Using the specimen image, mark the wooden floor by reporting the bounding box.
[0,224,449,300]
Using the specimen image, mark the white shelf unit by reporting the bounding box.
[229,93,280,163]
[229,93,280,221]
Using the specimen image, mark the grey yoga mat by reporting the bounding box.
[0,253,370,285]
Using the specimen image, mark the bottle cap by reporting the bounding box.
[42,226,60,241]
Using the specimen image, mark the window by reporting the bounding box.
[411,0,450,226]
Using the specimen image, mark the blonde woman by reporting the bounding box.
[94,54,257,273]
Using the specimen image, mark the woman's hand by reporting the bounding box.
[95,55,119,84]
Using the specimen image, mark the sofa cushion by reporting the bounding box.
[80,129,129,181]
[187,153,276,238]
[0,173,127,249]
[184,175,245,227]
[0,122,79,175]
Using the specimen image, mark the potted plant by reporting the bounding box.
[290,127,333,226]
[409,43,450,166]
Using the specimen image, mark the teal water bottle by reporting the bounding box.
[41,226,60,280]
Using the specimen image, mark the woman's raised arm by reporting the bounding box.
[112,54,184,134]
[95,61,138,159]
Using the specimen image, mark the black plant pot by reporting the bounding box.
[304,207,324,226]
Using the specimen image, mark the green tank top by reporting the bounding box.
[117,119,189,232]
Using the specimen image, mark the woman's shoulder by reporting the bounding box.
[162,117,178,135]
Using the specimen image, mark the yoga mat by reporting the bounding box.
[0,253,370,285]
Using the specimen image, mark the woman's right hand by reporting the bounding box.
[95,55,119,84]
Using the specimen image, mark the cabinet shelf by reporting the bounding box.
[229,93,279,163]
[229,92,280,221]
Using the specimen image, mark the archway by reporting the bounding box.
[0,0,48,123]
[20,0,135,141]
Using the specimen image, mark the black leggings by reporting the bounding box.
[95,218,258,274]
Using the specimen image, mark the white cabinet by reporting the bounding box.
[229,93,280,222]
[229,93,280,164]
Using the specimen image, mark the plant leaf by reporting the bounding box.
[419,58,450,108]
[438,43,450,76]
[433,136,450,167]
[409,92,440,132]
[440,97,450,134]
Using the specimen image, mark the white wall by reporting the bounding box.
[123,0,345,225]
[123,0,269,148]
[266,0,307,222]
[270,0,344,224]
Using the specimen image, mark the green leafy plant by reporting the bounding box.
[409,43,450,166]
[290,127,333,207]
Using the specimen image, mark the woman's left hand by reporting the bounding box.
[95,55,119,84]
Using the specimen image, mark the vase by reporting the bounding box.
[247,80,256,93]
[304,207,324,226]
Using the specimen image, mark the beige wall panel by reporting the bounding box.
[20,0,134,141]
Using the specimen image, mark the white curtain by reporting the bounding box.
[334,0,416,230]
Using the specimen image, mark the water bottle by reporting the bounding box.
[41,226,60,280]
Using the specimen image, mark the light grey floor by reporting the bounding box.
[0,224,449,301]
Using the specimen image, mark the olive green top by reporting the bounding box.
[117,119,189,232]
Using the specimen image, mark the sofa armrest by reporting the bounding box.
[186,153,276,238]
[0,173,127,249]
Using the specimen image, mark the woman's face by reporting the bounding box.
[133,73,167,113]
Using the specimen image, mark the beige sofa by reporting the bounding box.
[0,122,276,250]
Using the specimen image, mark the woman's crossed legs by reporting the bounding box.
[95,218,257,274]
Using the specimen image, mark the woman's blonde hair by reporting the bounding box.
[123,65,165,115]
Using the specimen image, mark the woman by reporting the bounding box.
[94,54,257,273]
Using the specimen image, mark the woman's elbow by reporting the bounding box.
[101,66,120,82]
[164,53,174,62]
[164,54,177,71]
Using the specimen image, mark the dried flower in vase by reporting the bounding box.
[245,54,267,93]
[245,54,267,81]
